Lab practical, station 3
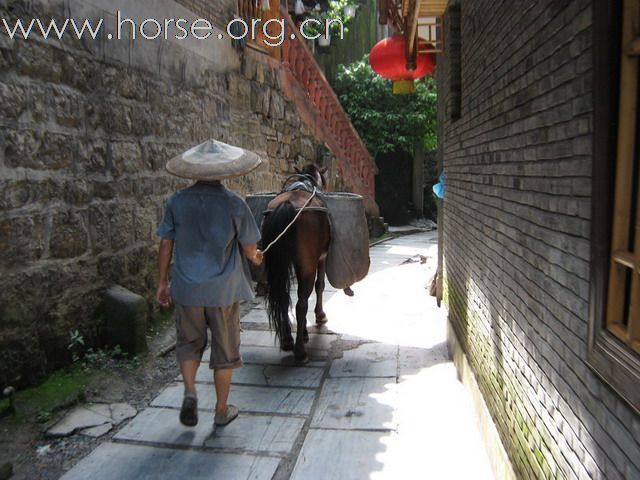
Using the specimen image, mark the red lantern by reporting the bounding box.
[369,35,436,94]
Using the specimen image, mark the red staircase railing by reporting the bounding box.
[279,8,380,216]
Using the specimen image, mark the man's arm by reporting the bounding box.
[156,238,174,307]
[241,243,263,266]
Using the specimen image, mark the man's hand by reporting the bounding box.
[156,280,172,308]
[242,243,263,266]
[157,239,174,308]
[252,249,264,266]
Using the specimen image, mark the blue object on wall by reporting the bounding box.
[433,172,445,199]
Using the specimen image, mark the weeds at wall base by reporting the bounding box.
[0,367,89,428]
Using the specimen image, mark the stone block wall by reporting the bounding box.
[0,0,325,387]
[175,0,236,29]
[438,0,640,479]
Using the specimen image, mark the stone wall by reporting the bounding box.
[438,1,640,479]
[0,0,326,387]
[175,0,235,29]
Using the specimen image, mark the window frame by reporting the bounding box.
[589,0,640,414]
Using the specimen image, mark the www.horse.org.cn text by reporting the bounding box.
[1,11,345,47]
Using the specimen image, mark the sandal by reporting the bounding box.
[214,405,239,426]
[179,396,198,427]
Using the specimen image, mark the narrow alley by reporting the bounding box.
[60,232,494,480]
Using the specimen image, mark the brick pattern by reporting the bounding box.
[175,0,235,29]
[0,1,326,387]
[439,0,640,479]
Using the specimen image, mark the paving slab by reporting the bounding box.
[241,345,328,366]
[47,405,111,437]
[242,301,340,329]
[203,414,305,453]
[192,363,324,388]
[114,407,213,447]
[152,383,316,415]
[305,333,338,351]
[114,407,304,454]
[398,342,449,377]
[304,323,338,335]
[311,377,397,430]
[323,261,445,348]
[201,344,327,366]
[80,423,113,438]
[241,329,279,347]
[109,403,138,424]
[330,343,398,378]
[240,308,270,325]
[240,329,336,351]
[61,232,494,480]
[293,421,492,479]
[47,403,136,437]
[367,253,409,262]
[59,442,280,480]
[309,366,490,479]
[243,300,326,321]
[290,429,393,480]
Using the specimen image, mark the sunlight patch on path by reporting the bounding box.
[324,259,444,348]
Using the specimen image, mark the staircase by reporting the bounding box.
[278,8,380,217]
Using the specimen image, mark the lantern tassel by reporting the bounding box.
[392,80,416,94]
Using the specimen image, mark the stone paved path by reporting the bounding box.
[61,232,494,480]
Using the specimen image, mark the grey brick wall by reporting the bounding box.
[439,0,640,478]
[175,0,236,29]
[0,0,323,387]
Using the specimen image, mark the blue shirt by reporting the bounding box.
[157,182,261,307]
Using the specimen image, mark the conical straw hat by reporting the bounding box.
[166,139,262,180]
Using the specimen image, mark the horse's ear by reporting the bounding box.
[293,166,302,174]
[320,166,328,175]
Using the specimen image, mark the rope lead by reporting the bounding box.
[261,187,317,254]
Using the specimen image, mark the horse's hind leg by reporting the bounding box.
[294,274,314,363]
[314,258,328,325]
[277,291,294,352]
[280,318,294,351]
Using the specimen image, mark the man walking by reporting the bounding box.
[155,140,264,427]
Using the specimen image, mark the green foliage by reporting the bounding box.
[334,55,437,157]
[148,308,174,335]
[66,328,141,370]
[303,0,355,38]
[82,345,140,371]
[325,0,354,34]
[67,329,85,363]
[0,368,89,426]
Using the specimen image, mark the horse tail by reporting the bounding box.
[262,200,297,346]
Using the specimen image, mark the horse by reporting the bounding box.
[261,164,331,364]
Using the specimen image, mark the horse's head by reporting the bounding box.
[294,164,328,191]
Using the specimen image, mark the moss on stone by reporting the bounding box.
[444,273,567,480]
[0,367,88,427]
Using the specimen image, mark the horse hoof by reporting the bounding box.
[316,313,328,325]
[281,340,294,351]
[294,354,309,365]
